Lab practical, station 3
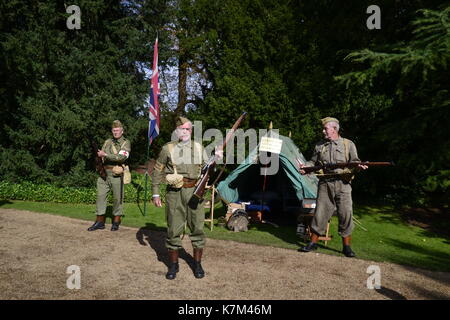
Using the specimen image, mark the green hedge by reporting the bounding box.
[0,174,167,204]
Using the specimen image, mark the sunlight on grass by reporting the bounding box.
[1,200,449,272]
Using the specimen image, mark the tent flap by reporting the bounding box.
[217,135,318,206]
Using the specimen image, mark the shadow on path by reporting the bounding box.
[375,287,407,300]
[136,224,197,273]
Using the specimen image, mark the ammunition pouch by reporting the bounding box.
[123,165,131,184]
[340,168,355,183]
[109,141,131,183]
[112,165,124,176]
[166,173,184,188]
[105,165,131,184]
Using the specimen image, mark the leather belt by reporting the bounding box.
[319,178,341,182]
[167,178,198,191]
[182,177,197,188]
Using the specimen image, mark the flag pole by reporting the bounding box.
[143,37,159,217]
[143,138,151,216]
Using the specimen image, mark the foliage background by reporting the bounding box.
[0,0,448,208]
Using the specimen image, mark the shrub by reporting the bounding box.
[0,173,167,204]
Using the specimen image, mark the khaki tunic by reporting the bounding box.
[152,140,208,250]
[96,136,131,217]
[307,137,360,237]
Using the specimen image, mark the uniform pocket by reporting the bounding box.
[334,148,346,163]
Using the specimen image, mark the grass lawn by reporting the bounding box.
[1,199,449,272]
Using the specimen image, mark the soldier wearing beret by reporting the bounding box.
[299,117,367,257]
[152,116,222,280]
[88,120,131,232]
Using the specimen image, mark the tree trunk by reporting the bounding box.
[176,53,188,115]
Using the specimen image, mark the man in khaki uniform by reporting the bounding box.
[299,117,367,257]
[88,120,131,232]
[152,116,221,280]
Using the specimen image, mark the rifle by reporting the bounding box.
[300,161,394,174]
[188,112,247,209]
[91,140,107,180]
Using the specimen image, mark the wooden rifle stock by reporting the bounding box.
[188,112,247,209]
[91,140,107,180]
[301,161,394,174]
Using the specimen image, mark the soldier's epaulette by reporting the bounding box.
[314,140,327,148]
[102,138,112,150]
[163,141,178,147]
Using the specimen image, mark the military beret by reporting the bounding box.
[175,116,191,127]
[112,120,123,128]
[321,117,339,126]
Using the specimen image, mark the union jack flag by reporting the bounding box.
[148,38,160,145]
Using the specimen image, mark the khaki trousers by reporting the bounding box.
[165,187,205,250]
[310,179,354,238]
[96,171,124,217]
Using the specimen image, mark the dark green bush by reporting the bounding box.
[0,173,166,204]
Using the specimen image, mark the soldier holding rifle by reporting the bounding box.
[88,120,131,232]
[299,117,367,257]
[152,116,223,280]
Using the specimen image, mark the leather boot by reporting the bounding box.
[111,216,121,231]
[166,250,179,280]
[342,236,356,257]
[299,232,319,252]
[87,215,106,231]
[193,248,205,279]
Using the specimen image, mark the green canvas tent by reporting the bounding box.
[217,134,318,214]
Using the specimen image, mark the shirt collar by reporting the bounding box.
[326,137,342,145]
[113,136,124,144]
[177,140,192,148]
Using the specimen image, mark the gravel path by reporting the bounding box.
[1,208,449,300]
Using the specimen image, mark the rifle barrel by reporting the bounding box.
[301,161,394,173]
[190,112,247,205]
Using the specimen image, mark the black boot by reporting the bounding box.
[193,248,205,279]
[342,236,356,257]
[111,216,121,231]
[299,241,318,252]
[166,250,179,280]
[342,245,356,257]
[87,215,105,231]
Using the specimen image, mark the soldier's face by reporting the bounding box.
[112,127,123,139]
[323,124,338,140]
[176,123,192,142]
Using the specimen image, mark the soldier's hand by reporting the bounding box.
[357,164,368,170]
[298,164,306,175]
[214,147,223,160]
[152,196,162,207]
[97,150,107,158]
